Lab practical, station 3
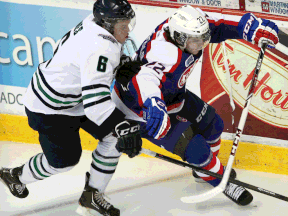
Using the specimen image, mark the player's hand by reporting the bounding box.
[238,13,279,48]
[115,56,143,87]
[114,120,142,158]
[143,97,171,140]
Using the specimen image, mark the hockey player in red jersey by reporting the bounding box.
[112,5,279,206]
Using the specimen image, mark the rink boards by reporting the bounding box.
[1,113,288,175]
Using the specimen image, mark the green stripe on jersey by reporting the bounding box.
[82,92,110,101]
[35,73,82,104]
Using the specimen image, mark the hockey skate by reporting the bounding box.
[0,165,29,198]
[223,182,253,206]
[76,172,120,216]
[192,168,237,183]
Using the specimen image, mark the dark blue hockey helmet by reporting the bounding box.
[93,0,136,34]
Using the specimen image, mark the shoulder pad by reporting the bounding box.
[146,41,179,66]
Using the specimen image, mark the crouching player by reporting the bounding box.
[112,5,279,206]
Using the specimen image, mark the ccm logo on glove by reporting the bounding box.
[143,97,171,140]
[114,120,142,158]
[116,124,140,137]
[156,100,165,107]
[243,15,255,41]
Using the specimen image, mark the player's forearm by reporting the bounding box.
[208,16,241,43]
[85,103,125,139]
[134,72,163,107]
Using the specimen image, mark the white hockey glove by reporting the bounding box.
[143,97,171,140]
[114,120,142,158]
[238,13,279,48]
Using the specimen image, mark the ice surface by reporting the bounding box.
[1,141,288,215]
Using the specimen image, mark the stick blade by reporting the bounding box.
[181,186,224,204]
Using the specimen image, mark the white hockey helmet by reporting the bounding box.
[168,5,211,52]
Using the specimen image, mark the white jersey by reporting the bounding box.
[23,14,123,126]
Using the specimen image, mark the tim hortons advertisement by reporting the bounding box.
[201,39,288,140]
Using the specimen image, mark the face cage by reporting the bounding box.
[174,31,188,48]
[179,29,211,51]
[196,29,211,41]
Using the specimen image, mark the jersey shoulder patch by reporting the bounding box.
[98,34,118,44]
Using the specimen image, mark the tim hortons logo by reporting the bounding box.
[178,59,199,89]
[209,40,288,128]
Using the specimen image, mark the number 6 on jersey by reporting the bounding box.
[97,56,108,72]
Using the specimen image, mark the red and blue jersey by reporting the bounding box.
[113,9,242,120]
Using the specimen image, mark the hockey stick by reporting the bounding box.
[275,42,288,56]
[180,42,268,203]
[140,148,288,202]
[222,41,235,127]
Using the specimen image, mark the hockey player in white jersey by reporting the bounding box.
[112,5,279,206]
[0,1,147,216]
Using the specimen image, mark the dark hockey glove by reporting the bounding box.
[114,120,142,158]
[115,60,143,87]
